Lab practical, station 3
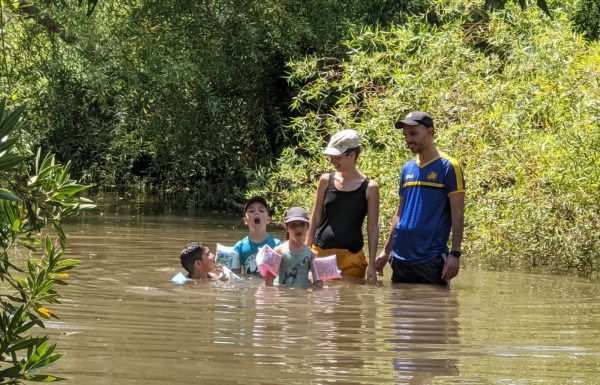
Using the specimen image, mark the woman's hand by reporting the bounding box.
[366,264,378,284]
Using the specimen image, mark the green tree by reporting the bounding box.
[2,0,434,207]
[0,100,94,383]
[248,3,600,276]
[573,0,600,41]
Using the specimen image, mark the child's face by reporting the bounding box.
[243,202,270,230]
[200,247,217,271]
[285,221,308,242]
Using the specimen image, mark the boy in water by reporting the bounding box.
[180,242,228,281]
[231,196,281,275]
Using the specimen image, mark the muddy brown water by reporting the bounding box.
[42,199,600,384]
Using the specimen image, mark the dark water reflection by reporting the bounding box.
[46,199,600,384]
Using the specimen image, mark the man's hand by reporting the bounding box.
[375,252,390,276]
[441,255,460,281]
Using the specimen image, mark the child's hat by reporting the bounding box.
[322,129,361,156]
[284,207,310,223]
[244,196,269,214]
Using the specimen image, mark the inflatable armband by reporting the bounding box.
[216,243,239,268]
[312,255,342,281]
[171,271,188,284]
[221,265,242,281]
[256,244,282,277]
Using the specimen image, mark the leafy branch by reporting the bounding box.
[0,99,94,383]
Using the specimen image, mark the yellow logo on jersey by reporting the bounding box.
[406,174,414,179]
[427,171,438,181]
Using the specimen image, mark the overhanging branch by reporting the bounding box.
[10,1,77,44]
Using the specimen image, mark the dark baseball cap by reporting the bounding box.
[284,207,310,223]
[395,111,434,129]
[244,196,270,214]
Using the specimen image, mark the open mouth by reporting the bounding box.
[254,218,261,224]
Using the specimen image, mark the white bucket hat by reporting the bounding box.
[322,129,361,156]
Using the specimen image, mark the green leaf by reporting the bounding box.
[0,188,21,202]
[0,99,5,123]
[56,259,80,267]
[7,338,41,353]
[8,307,26,331]
[537,0,552,18]
[6,295,26,303]
[22,373,65,382]
[0,137,18,153]
[0,154,24,170]
[0,105,25,139]
[55,185,87,196]
[0,366,21,379]
[16,320,41,334]
[3,201,21,231]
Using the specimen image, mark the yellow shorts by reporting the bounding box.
[311,246,368,279]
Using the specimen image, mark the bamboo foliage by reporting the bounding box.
[249,4,600,276]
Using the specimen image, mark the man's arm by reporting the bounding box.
[375,197,403,275]
[441,192,465,280]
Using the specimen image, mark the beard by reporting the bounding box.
[406,142,424,154]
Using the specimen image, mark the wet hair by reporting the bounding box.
[179,242,205,276]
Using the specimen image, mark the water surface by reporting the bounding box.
[46,200,600,384]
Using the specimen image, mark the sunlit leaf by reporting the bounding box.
[22,373,65,382]
[35,307,56,319]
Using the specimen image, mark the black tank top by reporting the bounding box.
[314,174,369,253]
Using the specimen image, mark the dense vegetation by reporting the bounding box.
[0,101,93,382]
[1,0,428,207]
[1,0,599,275]
[249,3,600,275]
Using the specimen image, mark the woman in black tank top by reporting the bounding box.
[306,129,380,283]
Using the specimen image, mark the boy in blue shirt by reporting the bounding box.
[231,196,281,275]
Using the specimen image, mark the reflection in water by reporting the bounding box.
[45,200,600,385]
[388,285,459,384]
[311,284,366,384]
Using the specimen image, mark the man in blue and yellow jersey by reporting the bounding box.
[376,111,465,286]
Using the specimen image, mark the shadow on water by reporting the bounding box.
[44,197,600,385]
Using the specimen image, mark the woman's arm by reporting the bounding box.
[306,173,329,247]
[366,180,380,283]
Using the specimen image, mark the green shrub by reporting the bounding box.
[0,100,94,382]
[248,3,600,276]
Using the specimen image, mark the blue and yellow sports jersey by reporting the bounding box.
[392,151,465,264]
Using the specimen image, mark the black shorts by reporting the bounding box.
[390,254,448,286]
